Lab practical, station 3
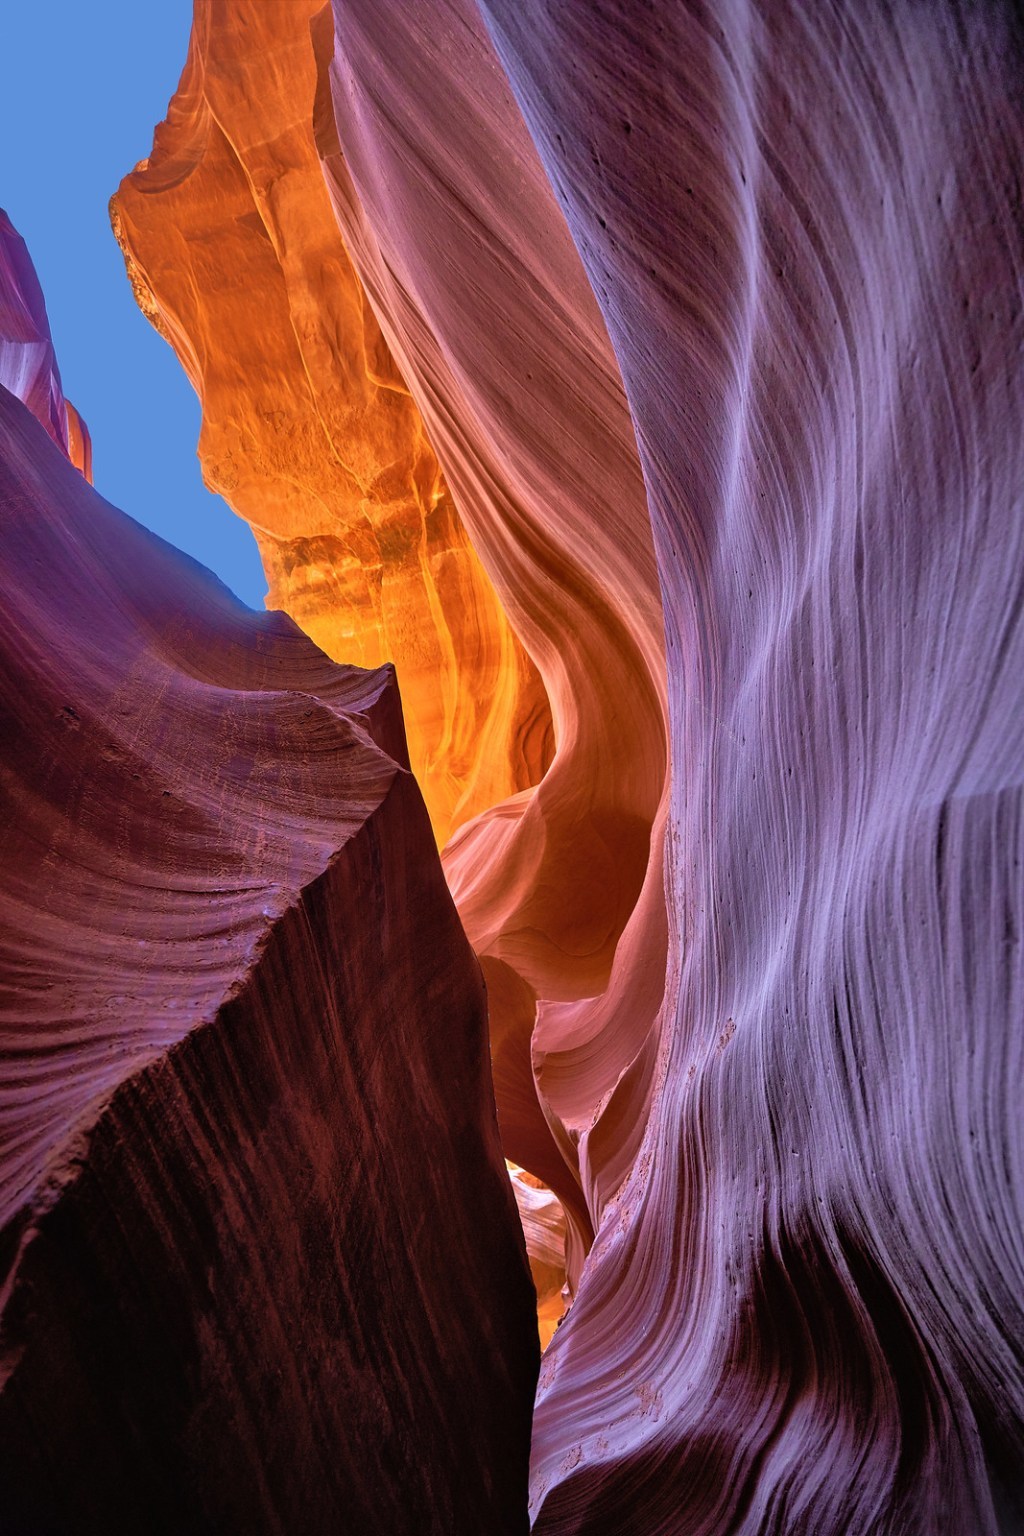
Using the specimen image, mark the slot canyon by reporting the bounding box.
[1,2,1023,1532]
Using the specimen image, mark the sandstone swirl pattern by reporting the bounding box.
[1,0,1019,1532]
[113,0,675,1317]
[0,223,536,1533]
[477,4,1024,1530]
[317,0,1024,1527]
[318,0,671,1277]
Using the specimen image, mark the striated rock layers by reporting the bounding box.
[160,0,1022,1529]
[0,231,537,1530]
[482,3,1024,1531]
[46,0,1024,1531]
[111,0,550,849]
[318,1,670,1296]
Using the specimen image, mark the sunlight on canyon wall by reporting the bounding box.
[111,0,550,849]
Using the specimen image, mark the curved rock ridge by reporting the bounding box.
[474,2,1024,1530]
[0,292,537,1525]
[0,207,92,480]
[111,0,550,848]
[317,0,670,1286]
[115,0,674,1322]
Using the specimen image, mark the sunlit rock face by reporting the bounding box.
[0,207,91,479]
[509,1164,568,1350]
[315,0,1024,1527]
[0,312,537,1527]
[110,0,549,847]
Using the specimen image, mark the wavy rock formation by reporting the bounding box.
[0,230,536,1529]
[310,0,1024,1526]
[0,207,91,480]
[509,1164,568,1351]
[111,0,549,848]
[100,0,1024,1530]
[477,4,1024,1531]
[318,1,673,1259]
[115,1,674,1315]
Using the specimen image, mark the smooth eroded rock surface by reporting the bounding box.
[15,1,1021,1531]
[319,0,671,1296]
[115,0,677,1324]
[0,359,536,1532]
[478,3,1024,1530]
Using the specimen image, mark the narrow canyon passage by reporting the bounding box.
[1,3,1023,1533]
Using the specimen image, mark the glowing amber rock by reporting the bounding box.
[64,401,92,482]
[508,1165,569,1349]
[111,0,550,846]
[316,0,670,1296]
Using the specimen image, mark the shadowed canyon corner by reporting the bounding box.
[1,3,1023,1533]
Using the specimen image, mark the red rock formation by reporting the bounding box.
[12,1,1018,1530]
[271,0,1024,1527]
[113,0,673,1324]
[64,399,92,482]
[0,231,537,1528]
[509,1164,568,1350]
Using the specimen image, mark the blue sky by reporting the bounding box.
[1,2,267,608]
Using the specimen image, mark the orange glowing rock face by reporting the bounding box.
[508,1165,568,1350]
[316,0,670,1305]
[6,0,1024,1529]
[111,0,550,847]
[64,401,93,482]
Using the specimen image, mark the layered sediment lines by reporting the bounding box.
[477,3,1024,1530]
[111,0,549,848]
[318,4,670,1278]
[509,1164,569,1351]
[0,325,537,1526]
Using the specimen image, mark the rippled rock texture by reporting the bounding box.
[320,0,672,1293]
[114,0,673,1327]
[299,0,1024,1528]
[6,0,1022,1531]
[484,4,1024,1531]
[0,232,536,1531]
